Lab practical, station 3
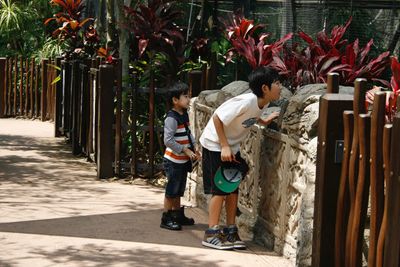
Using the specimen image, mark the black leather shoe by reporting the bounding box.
[178,206,195,225]
[160,211,182,230]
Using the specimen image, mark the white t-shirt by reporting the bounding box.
[200,93,268,153]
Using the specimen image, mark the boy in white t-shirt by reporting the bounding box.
[199,67,281,250]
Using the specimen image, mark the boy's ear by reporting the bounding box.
[262,84,270,93]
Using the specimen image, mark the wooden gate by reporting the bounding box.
[312,74,400,267]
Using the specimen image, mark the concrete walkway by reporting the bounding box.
[0,118,292,267]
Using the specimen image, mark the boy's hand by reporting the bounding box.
[259,111,280,125]
[221,146,239,163]
[195,150,202,160]
[183,147,197,161]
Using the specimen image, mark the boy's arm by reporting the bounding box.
[213,114,238,162]
[258,111,280,125]
[164,117,196,158]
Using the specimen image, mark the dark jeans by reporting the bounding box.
[163,158,191,197]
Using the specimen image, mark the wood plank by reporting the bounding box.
[97,64,114,179]
[368,91,386,267]
[0,58,6,117]
[376,124,392,267]
[114,59,122,177]
[335,111,353,267]
[349,114,371,267]
[311,93,353,267]
[383,113,400,266]
[41,59,48,121]
[345,78,367,267]
[327,73,339,94]
[19,57,23,116]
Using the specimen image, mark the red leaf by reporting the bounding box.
[359,39,373,65]
[390,57,400,93]
[138,39,149,57]
[298,31,314,45]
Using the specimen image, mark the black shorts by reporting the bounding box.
[163,158,191,198]
[202,147,247,196]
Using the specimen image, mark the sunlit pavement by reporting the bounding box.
[0,118,292,267]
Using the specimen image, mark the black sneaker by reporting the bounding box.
[178,206,195,225]
[160,211,182,231]
[202,226,234,250]
[224,225,246,249]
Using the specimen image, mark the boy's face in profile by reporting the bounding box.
[263,80,281,101]
[173,93,190,110]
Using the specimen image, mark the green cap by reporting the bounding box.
[214,166,243,193]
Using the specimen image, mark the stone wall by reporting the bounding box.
[185,81,354,267]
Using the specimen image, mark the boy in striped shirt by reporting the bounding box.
[161,82,200,231]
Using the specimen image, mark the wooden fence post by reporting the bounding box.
[148,70,155,178]
[41,59,48,121]
[188,70,203,97]
[335,111,354,267]
[345,78,368,266]
[368,92,386,267]
[383,113,400,267]
[97,64,114,179]
[29,58,34,118]
[71,60,81,155]
[327,73,339,94]
[54,57,63,137]
[19,57,23,116]
[349,114,371,267]
[13,58,17,116]
[0,58,6,117]
[312,93,353,267]
[376,124,392,267]
[115,59,122,177]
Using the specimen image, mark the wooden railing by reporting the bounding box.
[0,57,57,120]
[312,74,400,267]
[1,56,207,180]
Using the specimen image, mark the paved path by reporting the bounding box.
[0,118,292,267]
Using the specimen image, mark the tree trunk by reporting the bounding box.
[96,0,107,42]
[115,0,131,85]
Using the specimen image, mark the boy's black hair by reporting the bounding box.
[248,67,280,98]
[168,81,189,105]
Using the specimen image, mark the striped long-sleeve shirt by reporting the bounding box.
[163,110,195,164]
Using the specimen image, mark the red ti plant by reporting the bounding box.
[224,13,293,70]
[387,57,400,121]
[281,17,390,90]
[341,39,390,85]
[45,0,99,58]
[280,18,353,89]
[124,0,185,78]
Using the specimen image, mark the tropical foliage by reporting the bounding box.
[387,57,400,121]
[44,0,100,59]
[124,0,185,82]
[282,17,390,89]
[0,0,53,57]
[223,13,293,70]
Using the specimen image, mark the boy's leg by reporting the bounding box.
[225,193,238,225]
[172,197,180,210]
[209,195,225,227]
[224,191,246,249]
[161,159,182,230]
[201,148,233,249]
[164,197,173,212]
